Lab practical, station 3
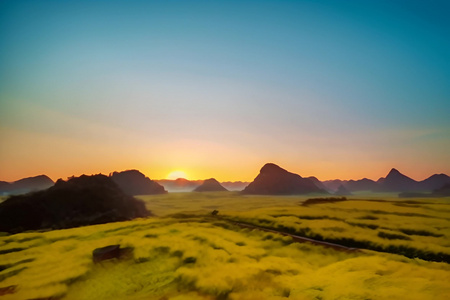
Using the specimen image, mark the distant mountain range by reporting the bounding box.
[322,168,450,193]
[0,175,54,195]
[155,179,248,192]
[155,178,203,192]
[1,166,449,196]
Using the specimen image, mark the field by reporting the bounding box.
[1,192,449,299]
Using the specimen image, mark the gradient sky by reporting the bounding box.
[1,0,449,182]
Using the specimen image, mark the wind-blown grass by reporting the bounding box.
[0,192,449,299]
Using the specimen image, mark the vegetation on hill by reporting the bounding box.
[0,175,150,233]
[110,170,167,195]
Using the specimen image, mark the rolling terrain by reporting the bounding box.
[1,192,449,299]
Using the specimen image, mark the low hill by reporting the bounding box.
[0,175,54,195]
[110,170,166,195]
[243,163,327,195]
[194,178,228,192]
[420,174,450,191]
[0,174,150,233]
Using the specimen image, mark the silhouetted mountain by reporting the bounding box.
[345,178,377,192]
[376,177,386,184]
[432,183,450,197]
[374,168,420,192]
[307,176,328,191]
[419,174,450,191]
[243,163,327,195]
[0,175,54,195]
[194,178,228,192]
[110,170,166,195]
[334,185,352,196]
[221,181,250,191]
[156,179,203,192]
[0,174,150,233]
[301,170,449,194]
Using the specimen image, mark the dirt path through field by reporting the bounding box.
[232,221,360,252]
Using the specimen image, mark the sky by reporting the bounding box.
[1,0,449,182]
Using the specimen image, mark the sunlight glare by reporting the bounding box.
[167,170,188,180]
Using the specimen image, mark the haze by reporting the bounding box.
[1,0,449,182]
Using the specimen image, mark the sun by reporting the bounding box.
[166,170,188,180]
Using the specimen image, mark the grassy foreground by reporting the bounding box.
[0,192,449,299]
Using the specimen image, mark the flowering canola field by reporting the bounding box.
[0,192,449,299]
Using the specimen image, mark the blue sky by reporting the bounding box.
[0,0,449,181]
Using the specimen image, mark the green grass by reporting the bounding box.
[0,192,449,299]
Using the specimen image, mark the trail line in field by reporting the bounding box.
[230,221,360,252]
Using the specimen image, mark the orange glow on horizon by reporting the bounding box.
[0,127,448,183]
[166,170,188,180]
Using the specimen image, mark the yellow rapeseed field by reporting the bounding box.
[0,192,449,299]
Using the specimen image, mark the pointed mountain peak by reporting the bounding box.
[376,167,418,192]
[388,168,401,176]
[385,168,411,180]
[203,178,219,183]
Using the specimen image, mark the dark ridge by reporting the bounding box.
[378,231,411,241]
[110,170,167,195]
[420,174,450,191]
[302,197,347,206]
[243,163,327,195]
[0,174,150,233]
[323,171,449,194]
